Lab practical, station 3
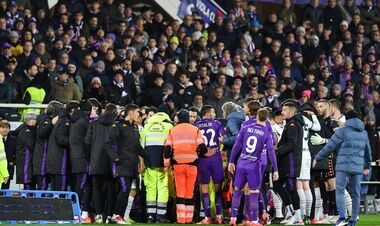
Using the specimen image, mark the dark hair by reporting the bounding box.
[248,100,263,117]
[282,101,298,110]
[66,101,80,114]
[0,120,10,129]
[329,99,341,111]
[105,103,118,114]
[244,97,256,105]
[188,106,198,114]
[318,99,331,106]
[148,106,158,114]
[125,104,139,115]
[201,105,215,117]
[257,108,269,122]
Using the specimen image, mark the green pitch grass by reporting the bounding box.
[2,214,380,225]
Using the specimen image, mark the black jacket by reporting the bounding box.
[322,6,343,33]
[46,110,70,175]
[85,112,116,175]
[33,113,53,176]
[105,81,135,106]
[106,120,149,178]
[3,135,17,180]
[15,123,36,184]
[277,113,304,178]
[142,84,164,108]
[69,110,90,174]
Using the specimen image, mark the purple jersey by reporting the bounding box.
[229,123,278,171]
[241,116,275,165]
[195,118,226,155]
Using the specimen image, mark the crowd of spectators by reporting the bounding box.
[0,0,379,126]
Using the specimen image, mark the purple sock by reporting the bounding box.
[232,190,243,218]
[215,192,223,215]
[202,193,211,217]
[259,191,265,213]
[245,194,250,216]
[249,193,259,222]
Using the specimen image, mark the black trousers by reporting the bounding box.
[273,176,300,210]
[114,176,133,216]
[92,175,116,216]
[73,173,91,211]
[50,174,68,191]
[34,175,48,190]
[1,179,11,189]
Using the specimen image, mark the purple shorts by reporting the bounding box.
[234,163,261,190]
[198,153,224,184]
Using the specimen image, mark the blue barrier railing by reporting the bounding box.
[0,190,81,224]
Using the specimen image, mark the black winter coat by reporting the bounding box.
[46,111,70,175]
[277,113,304,178]
[4,135,17,180]
[85,112,116,175]
[69,110,90,174]
[106,120,149,178]
[15,124,36,184]
[33,113,53,176]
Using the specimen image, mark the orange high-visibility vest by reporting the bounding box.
[164,123,204,166]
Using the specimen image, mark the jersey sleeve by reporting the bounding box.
[217,121,227,136]
[265,132,278,171]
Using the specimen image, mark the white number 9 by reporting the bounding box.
[246,136,258,153]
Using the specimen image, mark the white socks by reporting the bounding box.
[295,209,301,221]
[81,211,88,219]
[286,205,294,217]
[272,190,284,218]
[315,187,322,220]
[305,189,313,217]
[344,190,352,217]
[124,195,134,219]
[297,189,306,217]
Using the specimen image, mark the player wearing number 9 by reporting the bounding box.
[228,109,279,226]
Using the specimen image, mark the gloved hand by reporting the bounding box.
[310,134,326,145]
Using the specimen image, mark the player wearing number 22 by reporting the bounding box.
[194,105,226,224]
[228,109,279,226]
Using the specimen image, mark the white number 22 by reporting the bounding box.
[201,129,216,146]
[246,136,258,153]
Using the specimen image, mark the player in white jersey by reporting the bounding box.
[297,103,321,224]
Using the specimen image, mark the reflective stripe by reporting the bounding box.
[176,204,186,210]
[177,213,186,218]
[173,154,198,160]
[146,201,157,206]
[157,209,166,215]
[146,140,165,146]
[172,140,197,145]
[0,157,6,161]
[186,205,195,211]
[157,202,167,208]
[165,140,173,145]
[146,133,168,139]
[147,208,156,214]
